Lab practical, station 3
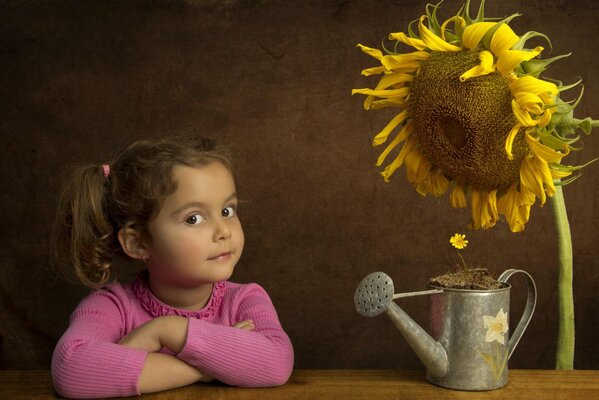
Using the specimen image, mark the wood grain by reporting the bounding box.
[1,369,598,399]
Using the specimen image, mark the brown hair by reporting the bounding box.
[50,136,233,289]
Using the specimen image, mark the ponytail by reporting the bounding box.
[51,164,116,289]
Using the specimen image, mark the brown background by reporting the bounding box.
[1,0,598,371]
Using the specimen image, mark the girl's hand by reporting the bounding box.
[118,319,162,353]
[233,319,255,331]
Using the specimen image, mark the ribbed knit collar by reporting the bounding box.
[132,271,225,319]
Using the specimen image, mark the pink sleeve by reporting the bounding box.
[51,289,148,399]
[176,284,294,387]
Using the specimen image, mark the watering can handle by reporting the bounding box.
[497,269,537,359]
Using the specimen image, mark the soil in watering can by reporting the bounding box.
[429,267,503,290]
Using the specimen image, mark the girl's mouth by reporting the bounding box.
[209,252,232,261]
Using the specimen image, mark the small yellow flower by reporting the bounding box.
[483,308,509,345]
[450,233,468,250]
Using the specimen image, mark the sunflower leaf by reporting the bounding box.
[408,18,420,39]
[558,78,582,93]
[475,0,486,23]
[426,2,443,35]
[513,31,552,51]
[521,53,570,78]
[554,173,583,186]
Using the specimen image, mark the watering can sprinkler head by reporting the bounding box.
[354,272,394,317]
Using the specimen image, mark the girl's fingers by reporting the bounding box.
[233,319,255,330]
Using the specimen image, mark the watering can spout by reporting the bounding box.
[386,302,449,378]
[354,272,448,378]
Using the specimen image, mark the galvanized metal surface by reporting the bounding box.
[354,269,537,391]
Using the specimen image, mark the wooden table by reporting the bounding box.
[1,369,598,399]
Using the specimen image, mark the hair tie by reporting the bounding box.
[102,164,110,178]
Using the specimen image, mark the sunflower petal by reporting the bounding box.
[511,99,537,127]
[380,135,416,182]
[356,44,384,60]
[490,23,519,55]
[470,190,483,229]
[459,50,496,82]
[426,168,450,197]
[381,51,429,72]
[504,123,522,160]
[372,109,410,146]
[514,92,544,114]
[509,75,558,97]
[419,16,461,52]
[497,185,522,232]
[375,72,414,90]
[351,87,410,99]
[481,190,499,229]
[462,22,496,49]
[388,31,427,50]
[440,16,466,41]
[376,121,413,165]
[520,156,548,205]
[449,182,468,208]
[497,46,543,76]
[525,133,568,163]
[361,66,386,76]
[370,98,406,110]
[550,166,573,179]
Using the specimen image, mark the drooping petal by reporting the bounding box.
[372,109,410,146]
[490,23,520,55]
[525,133,568,163]
[370,98,406,110]
[497,184,527,232]
[440,16,466,41]
[374,72,415,90]
[356,44,383,60]
[418,16,461,52]
[462,22,496,49]
[388,31,427,50]
[504,123,522,160]
[470,189,483,229]
[480,190,498,229]
[380,135,416,182]
[496,46,543,76]
[404,145,431,186]
[351,87,410,99]
[376,121,413,165]
[509,75,558,97]
[511,99,538,127]
[514,92,544,114]
[549,166,573,179]
[423,168,450,197]
[459,50,496,82]
[361,66,386,76]
[381,53,427,73]
[449,182,468,208]
[520,156,546,205]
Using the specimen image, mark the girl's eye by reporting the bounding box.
[222,206,236,218]
[185,213,205,225]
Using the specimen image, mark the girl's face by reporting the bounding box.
[145,162,244,287]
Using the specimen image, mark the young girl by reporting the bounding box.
[50,137,294,398]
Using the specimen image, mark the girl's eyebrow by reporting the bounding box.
[170,193,237,216]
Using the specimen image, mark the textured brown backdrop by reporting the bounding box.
[1,0,598,371]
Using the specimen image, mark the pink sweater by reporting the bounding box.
[51,275,294,398]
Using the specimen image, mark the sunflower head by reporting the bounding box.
[352,0,598,232]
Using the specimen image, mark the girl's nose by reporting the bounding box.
[213,220,232,241]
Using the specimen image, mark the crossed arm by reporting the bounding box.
[119,317,254,393]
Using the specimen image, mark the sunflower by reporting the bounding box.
[352,0,597,232]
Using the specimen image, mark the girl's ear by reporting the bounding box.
[118,227,150,261]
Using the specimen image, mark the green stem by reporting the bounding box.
[456,250,468,270]
[551,184,574,370]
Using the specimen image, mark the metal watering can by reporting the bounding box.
[354,269,536,391]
